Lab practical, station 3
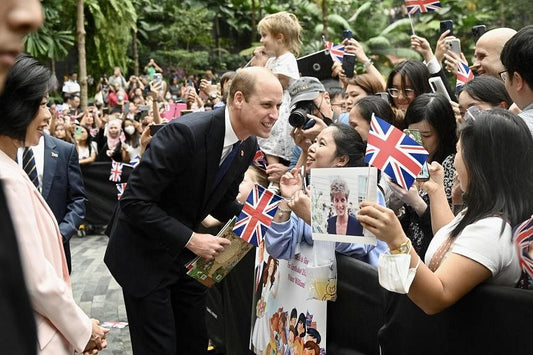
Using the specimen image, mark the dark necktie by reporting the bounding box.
[213,142,240,188]
[22,147,40,190]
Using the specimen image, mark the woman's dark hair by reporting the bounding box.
[0,54,54,141]
[79,125,93,154]
[386,60,431,105]
[353,95,397,128]
[122,118,140,148]
[262,255,279,288]
[330,123,366,167]
[404,93,457,163]
[458,75,512,109]
[297,313,307,336]
[347,74,385,95]
[451,108,533,238]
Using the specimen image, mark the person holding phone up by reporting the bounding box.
[387,93,457,260]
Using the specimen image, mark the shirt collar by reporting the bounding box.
[223,106,239,147]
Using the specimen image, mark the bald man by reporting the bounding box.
[501,25,533,136]
[105,66,283,354]
[472,27,517,78]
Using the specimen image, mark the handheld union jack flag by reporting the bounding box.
[252,150,268,172]
[456,61,474,92]
[325,41,345,63]
[129,155,140,168]
[233,184,282,247]
[514,216,533,288]
[109,160,123,182]
[116,183,127,200]
[365,115,429,190]
[405,0,441,15]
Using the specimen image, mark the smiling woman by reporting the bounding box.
[0,54,109,354]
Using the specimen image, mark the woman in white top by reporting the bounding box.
[76,125,98,165]
[357,108,533,314]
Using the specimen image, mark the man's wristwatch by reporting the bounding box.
[390,239,411,254]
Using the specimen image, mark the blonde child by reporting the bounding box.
[255,11,302,192]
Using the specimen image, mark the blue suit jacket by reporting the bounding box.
[105,108,258,297]
[42,134,86,270]
[327,214,364,236]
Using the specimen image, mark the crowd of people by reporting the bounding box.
[1,1,533,354]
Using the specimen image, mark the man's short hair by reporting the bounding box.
[501,25,533,89]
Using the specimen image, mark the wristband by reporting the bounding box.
[363,59,373,70]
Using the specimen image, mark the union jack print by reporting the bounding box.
[116,183,127,200]
[514,216,533,287]
[325,41,345,63]
[109,160,123,182]
[252,150,268,172]
[129,155,140,168]
[365,115,429,190]
[456,61,474,92]
[405,0,441,15]
[233,184,282,247]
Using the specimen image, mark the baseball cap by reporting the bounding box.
[288,77,325,107]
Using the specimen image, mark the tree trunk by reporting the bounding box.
[77,0,88,111]
[251,0,257,43]
[132,29,139,76]
[322,0,328,39]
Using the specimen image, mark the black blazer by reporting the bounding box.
[105,108,257,297]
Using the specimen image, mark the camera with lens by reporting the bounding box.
[289,101,316,129]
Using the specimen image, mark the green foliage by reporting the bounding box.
[24,4,76,65]
[39,0,533,81]
[157,49,209,75]
[85,0,137,73]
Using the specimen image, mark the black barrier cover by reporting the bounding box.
[80,162,133,226]
[379,285,533,355]
[208,251,533,355]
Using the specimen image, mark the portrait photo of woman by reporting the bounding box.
[326,178,363,236]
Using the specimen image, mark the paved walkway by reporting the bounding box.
[70,234,132,354]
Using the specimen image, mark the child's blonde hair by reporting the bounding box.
[258,11,302,56]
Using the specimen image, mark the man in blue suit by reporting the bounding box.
[105,67,283,354]
[18,133,86,274]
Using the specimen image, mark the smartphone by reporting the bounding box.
[153,73,162,84]
[123,101,130,114]
[150,123,166,136]
[403,129,430,181]
[138,105,150,112]
[472,25,487,43]
[445,38,461,56]
[341,30,355,78]
[180,109,193,116]
[102,107,109,115]
[428,76,452,101]
[417,162,430,181]
[74,125,83,140]
[440,20,454,36]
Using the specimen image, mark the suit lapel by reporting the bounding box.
[41,135,58,200]
[201,111,225,209]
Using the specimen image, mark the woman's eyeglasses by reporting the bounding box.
[464,105,481,121]
[499,70,508,82]
[387,88,415,98]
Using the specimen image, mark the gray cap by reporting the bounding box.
[288,77,325,107]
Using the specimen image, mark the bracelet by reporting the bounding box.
[362,59,373,70]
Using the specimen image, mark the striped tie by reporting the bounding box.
[22,147,40,190]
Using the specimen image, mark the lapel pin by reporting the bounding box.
[240,150,244,157]
[51,152,58,158]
